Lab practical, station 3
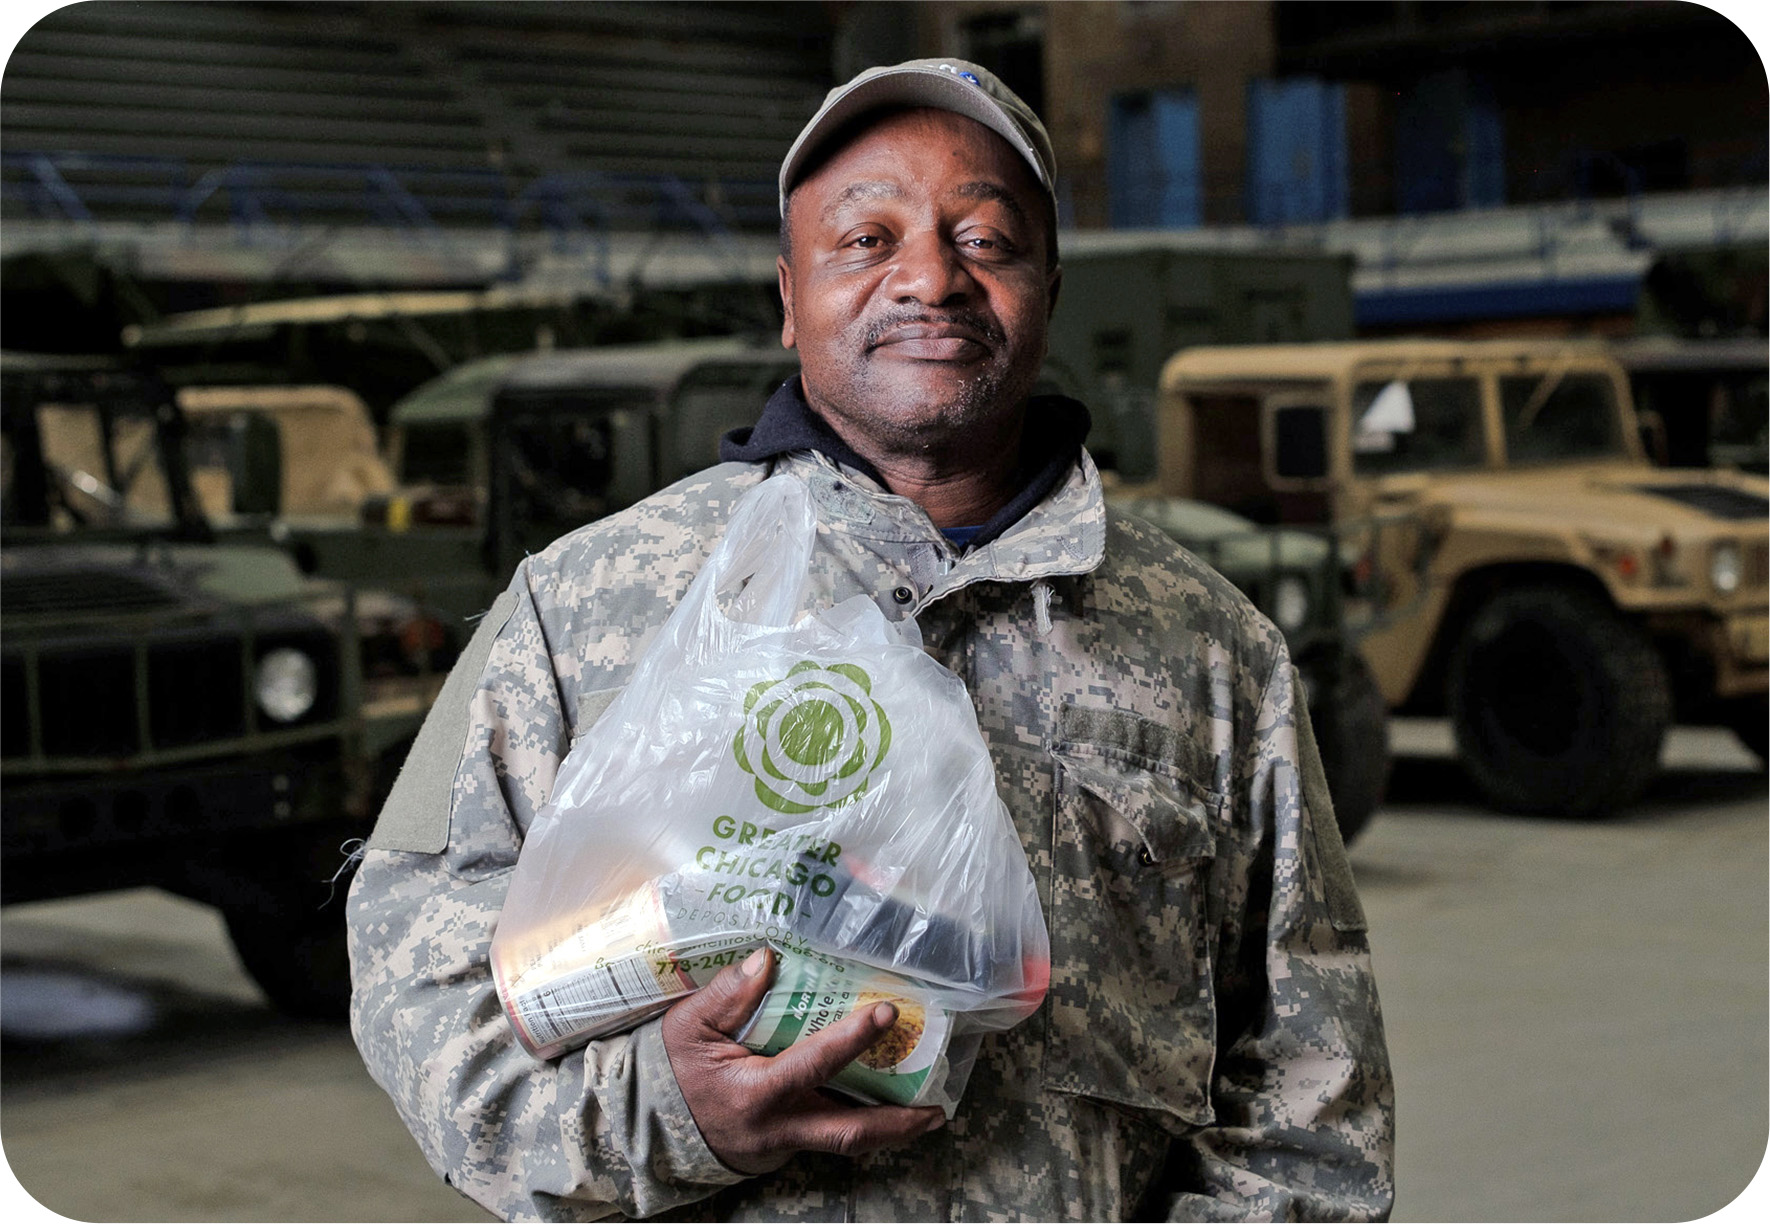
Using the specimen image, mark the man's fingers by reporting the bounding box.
[669,946,773,1040]
[662,956,948,1174]
[768,1098,947,1160]
[762,999,904,1094]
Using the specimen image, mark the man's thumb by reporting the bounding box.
[681,945,775,1038]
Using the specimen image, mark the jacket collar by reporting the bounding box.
[722,376,1101,570]
[768,444,1106,597]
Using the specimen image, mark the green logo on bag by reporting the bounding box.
[735,662,892,814]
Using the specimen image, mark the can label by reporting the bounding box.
[494,881,754,1057]
[737,948,952,1107]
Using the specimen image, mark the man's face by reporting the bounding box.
[778,108,1059,460]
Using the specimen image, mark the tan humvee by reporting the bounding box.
[177,384,394,520]
[1154,338,1768,816]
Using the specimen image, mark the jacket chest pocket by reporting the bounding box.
[1043,739,1224,1129]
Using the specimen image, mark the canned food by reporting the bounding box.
[493,879,757,1058]
[737,947,954,1108]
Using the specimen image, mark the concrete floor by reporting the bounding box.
[1368,721,1768,1222]
[2,723,1765,1222]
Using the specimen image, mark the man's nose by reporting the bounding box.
[887,231,973,306]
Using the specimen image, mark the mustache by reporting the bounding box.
[863,309,1006,351]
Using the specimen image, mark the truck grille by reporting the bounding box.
[2,570,181,615]
[40,647,141,757]
[2,631,332,763]
[149,641,248,747]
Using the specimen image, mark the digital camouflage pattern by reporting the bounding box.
[348,448,1395,1222]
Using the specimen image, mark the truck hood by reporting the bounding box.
[2,542,318,618]
[1418,465,1769,538]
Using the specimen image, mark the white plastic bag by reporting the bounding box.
[490,474,1050,1111]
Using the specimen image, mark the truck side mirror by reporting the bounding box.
[228,412,282,516]
[1272,404,1330,480]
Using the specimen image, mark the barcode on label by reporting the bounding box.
[605,954,665,1006]
[514,952,670,1049]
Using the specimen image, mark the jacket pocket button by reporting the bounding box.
[892,585,915,605]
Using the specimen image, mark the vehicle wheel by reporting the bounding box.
[1304,648,1391,845]
[1448,586,1671,816]
[1724,697,1768,765]
[222,879,352,1022]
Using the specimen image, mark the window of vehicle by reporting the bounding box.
[498,390,655,543]
[32,403,178,529]
[504,411,617,528]
[1351,377,1484,475]
[399,423,475,486]
[1189,393,1271,518]
[1499,372,1626,464]
[1710,373,1769,471]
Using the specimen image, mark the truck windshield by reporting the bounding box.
[1499,373,1627,464]
[1351,377,1485,475]
[500,394,651,534]
[400,422,474,486]
[7,402,181,532]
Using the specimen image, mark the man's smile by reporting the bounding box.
[865,318,999,361]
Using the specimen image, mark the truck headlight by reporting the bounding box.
[1272,575,1311,632]
[1711,541,1743,594]
[256,647,318,723]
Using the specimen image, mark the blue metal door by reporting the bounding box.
[1109,89,1201,228]
[1246,77,1349,225]
[1395,68,1506,213]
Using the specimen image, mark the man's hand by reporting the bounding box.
[660,946,946,1175]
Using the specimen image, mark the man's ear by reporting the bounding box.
[1046,264,1063,319]
[778,255,797,350]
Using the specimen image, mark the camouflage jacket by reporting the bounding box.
[348,449,1395,1222]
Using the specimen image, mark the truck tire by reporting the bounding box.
[1448,586,1671,816]
[222,878,352,1022]
[1304,649,1390,845]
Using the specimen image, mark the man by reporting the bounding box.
[349,59,1394,1222]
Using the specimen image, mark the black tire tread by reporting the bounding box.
[1448,585,1671,817]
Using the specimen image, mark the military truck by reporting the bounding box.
[177,383,397,518]
[1046,237,1356,479]
[1154,338,1769,816]
[253,336,1386,839]
[268,336,800,625]
[1,353,443,1018]
[1612,335,1768,474]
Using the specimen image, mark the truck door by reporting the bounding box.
[488,391,656,568]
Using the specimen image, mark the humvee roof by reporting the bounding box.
[390,354,526,426]
[496,337,786,393]
[1609,335,1769,373]
[1161,337,1618,385]
[391,337,790,427]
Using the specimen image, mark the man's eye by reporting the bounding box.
[849,234,883,249]
[964,233,1015,254]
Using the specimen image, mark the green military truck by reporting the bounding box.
[1,353,442,1018]
[1154,338,1769,817]
[267,336,800,626]
[1045,238,1355,479]
[254,336,1386,839]
[1613,335,1768,474]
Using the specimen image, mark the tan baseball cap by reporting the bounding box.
[778,58,1057,215]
